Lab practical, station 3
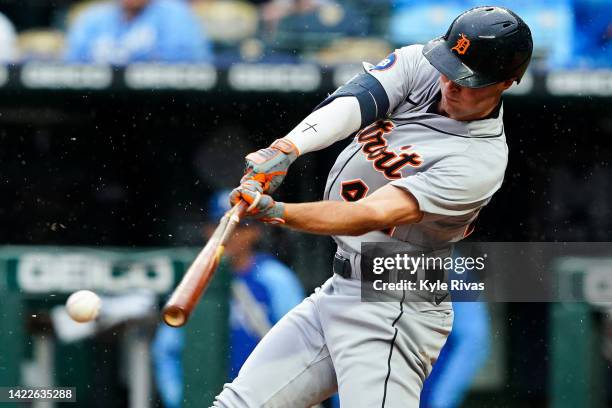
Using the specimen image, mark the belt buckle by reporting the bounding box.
[333,254,352,279]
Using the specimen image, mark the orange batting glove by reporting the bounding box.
[241,138,299,193]
[230,180,286,224]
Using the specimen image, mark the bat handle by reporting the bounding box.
[230,199,249,220]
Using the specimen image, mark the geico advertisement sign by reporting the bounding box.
[16,253,174,293]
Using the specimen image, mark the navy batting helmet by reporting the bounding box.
[423,6,533,88]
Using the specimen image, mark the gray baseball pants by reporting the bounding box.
[212,274,453,408]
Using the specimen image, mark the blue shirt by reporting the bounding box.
[65,0,212,64]
[573,0,612,68]
[390,0,575,69]
[229,253,304,379]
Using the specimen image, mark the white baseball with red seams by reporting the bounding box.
[65,290,101,323]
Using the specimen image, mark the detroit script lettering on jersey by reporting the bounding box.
[356,120,423,179]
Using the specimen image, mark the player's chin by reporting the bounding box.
[442,101,462,118]
[439,96,452,110]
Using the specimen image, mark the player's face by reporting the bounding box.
[121,0,149,13]
[438,75,513,121]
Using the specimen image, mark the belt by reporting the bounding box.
[333,253,449,304]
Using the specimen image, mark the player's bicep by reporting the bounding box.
[359,184,423,227]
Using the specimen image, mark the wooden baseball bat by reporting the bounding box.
[162,200,248,327]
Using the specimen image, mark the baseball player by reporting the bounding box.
[214,6,533,408]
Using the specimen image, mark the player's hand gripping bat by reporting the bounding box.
[162,200,248,327]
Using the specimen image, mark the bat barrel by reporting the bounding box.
[162,304,189,327]
[160,245,222,327]
[160,200,248,328]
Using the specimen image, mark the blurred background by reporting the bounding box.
[0,0,611,407]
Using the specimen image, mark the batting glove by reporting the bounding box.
[241,138,299,193]
[230,180,286,224]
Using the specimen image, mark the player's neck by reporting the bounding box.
[436,99,501,122]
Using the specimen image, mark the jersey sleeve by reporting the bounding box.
[391,151,505,217]
[365,45,424,114]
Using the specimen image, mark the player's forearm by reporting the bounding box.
[283,200,390,236]
[284,97,361,155]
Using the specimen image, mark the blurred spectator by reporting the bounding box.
[420,302,490,408]
[389,0,574,69]
[191,0,258,46]
[191,0,263,64]
[261,0,295,33]
[389,0,469,45]
[65,0,212,64]
[420,257,490,408]
[264,0,369,53]
[204,190,305,379]
[152,324,185,408]
[573,0,612,68]
[483,0,574,69]
[315,37,392,65]
[17,29,65,61]
[0,12,17,63]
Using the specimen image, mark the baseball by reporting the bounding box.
[65,290,101,323]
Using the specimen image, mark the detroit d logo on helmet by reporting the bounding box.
[451,33,471,55]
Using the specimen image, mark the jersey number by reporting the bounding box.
[340,180,394,236]
[341,180,369,202]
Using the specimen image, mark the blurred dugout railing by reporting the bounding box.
[0,246,231,407]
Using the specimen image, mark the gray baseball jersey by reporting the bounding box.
[325,44,508,255]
